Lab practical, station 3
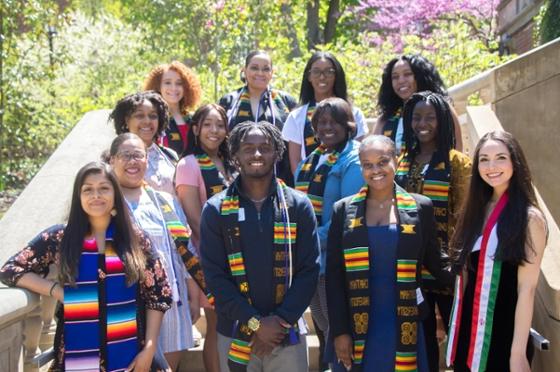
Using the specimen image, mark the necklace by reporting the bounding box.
[249,196,268,204]
[367,198,395,209]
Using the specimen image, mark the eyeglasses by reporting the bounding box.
[309,68,336,78]
[247,65,272,73]
[116,151,146,162]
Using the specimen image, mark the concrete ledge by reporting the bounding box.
[0,287,39,326]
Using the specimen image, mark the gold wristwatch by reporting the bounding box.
[248,316,261,332]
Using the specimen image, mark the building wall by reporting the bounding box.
[497,0,544,54]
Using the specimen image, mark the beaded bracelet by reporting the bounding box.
[49,281,59,297]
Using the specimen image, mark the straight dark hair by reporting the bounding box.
[183,104,234,173]
[378,54,448,120]
[402,91,456,157]
[311,97,356,141]
[59,161,146,285]
[450,131,541,273]
[299,51,347,104]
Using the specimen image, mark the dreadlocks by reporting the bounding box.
[402,91,456,156]
[229,121,286,160]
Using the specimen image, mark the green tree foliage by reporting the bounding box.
[1,0,506,192]
[541,0,560,43]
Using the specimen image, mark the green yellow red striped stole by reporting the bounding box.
[295,143,342,224]
[382,111,401,139]
[446,192,508,372]
[195,153,228,198]
[232,87,291,127]
[64,224,139,371]
[341,184,423,371]
[144,186,214,305]
[303,101,319,156]
[220,178,298,371]
[395,150,451,286]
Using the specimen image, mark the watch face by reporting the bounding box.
[248,317,260,331]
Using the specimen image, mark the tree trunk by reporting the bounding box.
[324,0,340,44]
[281,1,302,58]
[306,0,321,50]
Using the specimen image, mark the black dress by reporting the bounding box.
[453,245,532,372]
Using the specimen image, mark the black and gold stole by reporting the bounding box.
[144,186,213,304]
[342,185,424,371]
[220,179,298,371]
[195,151,228,198]
[302,101,318,156]
[395,150,450,287]
[233,87,291,128]
[294,143,342,224]
[382,109,401,140]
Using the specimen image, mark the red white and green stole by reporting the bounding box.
[303,101,318,156]
[144,186,214,305]
[295,143,342,225]
[220,179,298,371]
[342,184,424,371]
[446,192,508,372]
[64,224,139,372]
[231,86,291,128]
[195,152,228,198]
[396,150,451,288]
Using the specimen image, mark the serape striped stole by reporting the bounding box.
[195,152,228,198]
[64,226,139,372]
[446,192,508,372]
[220,179,298,371]
[144,186,214,305]
[341,185,424,371]
[295,143,342,224]
[396,150,451,285]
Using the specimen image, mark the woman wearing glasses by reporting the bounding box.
[219,50,297,184]
[282,51,369,175]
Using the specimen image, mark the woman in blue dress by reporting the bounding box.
[326,135,452,371]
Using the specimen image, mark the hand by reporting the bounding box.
[334,334,353,371]
[250,334,274,358]
[510,351,531,372]
[126,346,155,372]
[254,315,286,347]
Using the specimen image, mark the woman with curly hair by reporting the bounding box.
[144,61,202,154]
[109,91,178,195]
[373,54,462,153]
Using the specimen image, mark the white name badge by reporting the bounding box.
[416,287,425,305]
[238,208,245,222]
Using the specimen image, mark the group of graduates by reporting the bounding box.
[0,49,548,372]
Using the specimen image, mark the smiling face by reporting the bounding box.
[194,108,227,154]
[160,69,184,107]
[308,58,336,100]
[125,100,159,146]
[244,54,273,92]
[314,111,347,150]
[80,172,115,219]
[391,59,417,101]
[234,128,276,180]
[411,101,438,147]
[110,137,148,189]
[359,141,397,193]
[477,139,514,195]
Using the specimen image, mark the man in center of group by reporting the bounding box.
[200,121,319,372]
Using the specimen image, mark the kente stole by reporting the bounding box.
[233,87,291,127]
[303,102,318,156]
[144,186,214,304]
[64,224,139,372]
[342,185,423,372]
[220,179,298,371]
[295,143,341,225]
[396,150,451,287]
[195,152,228,198]
[382,109,406,154]
[446,192,508,372]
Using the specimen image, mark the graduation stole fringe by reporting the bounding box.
[144,186,214,305]
[220,179,298,371]
[303,101,319,156]
[396,150,451,285]
[64,223,139,372]
[446,192,508,372]
[342,185,422,372]
[195,152,228,198]
[235,86,290,126]
[295,143,342,224]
